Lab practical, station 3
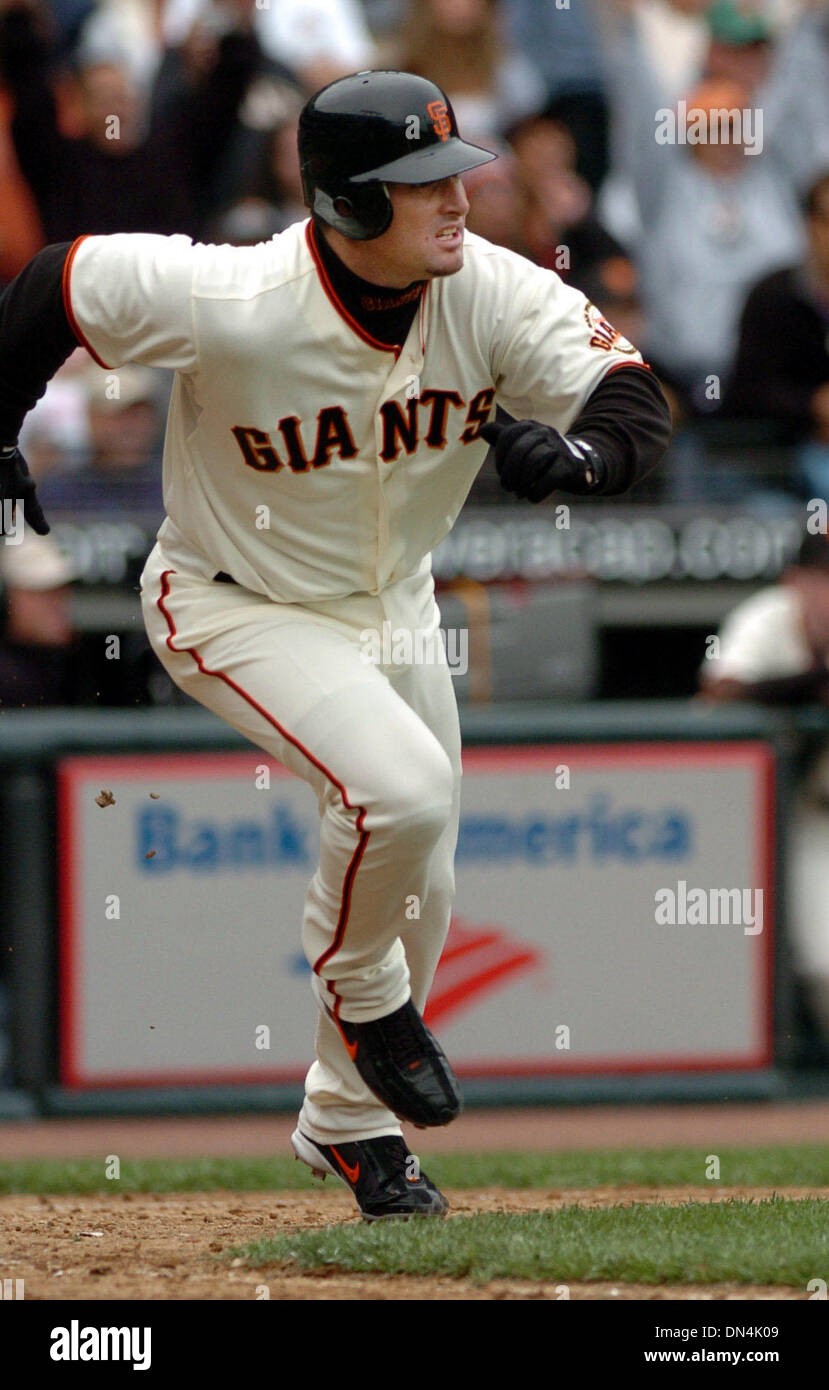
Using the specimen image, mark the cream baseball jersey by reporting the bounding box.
[63,220,643,602]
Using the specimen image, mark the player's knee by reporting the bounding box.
[379,747,455,848]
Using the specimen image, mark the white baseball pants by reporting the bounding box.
[140,539,462,1143]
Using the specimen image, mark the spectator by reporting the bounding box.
[768,7,829,183]
[727,170,829,496]
[0,83,43,283]
[599,1,829,244]
[699,531,829,1043]
[508,114,631,293]
[73,0,169,94]
[0,527,77,706]
[605,54,804,415]
[462,140,529,256]
[504,0,609,189]
[151,8,300,228]
[397,0,545,140]
[36,365,165,516]
[251,0,375,93]
[42,0,96,56]
[706,0,777,85]
[614,0,710,95]
[0,0,262,241]
[707,2,829,191]
[17,348,91,479]
[208,85,307,242]
[163,0,376,94]
[207,197,288,248]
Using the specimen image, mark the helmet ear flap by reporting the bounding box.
[299,71,495,239]
[312,181,392,240]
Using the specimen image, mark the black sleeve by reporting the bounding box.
[0,243,79,444]
[567,364,672,496]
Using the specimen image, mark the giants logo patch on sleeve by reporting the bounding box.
[584,302,638,355]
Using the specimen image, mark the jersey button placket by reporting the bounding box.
[372,385,389,595]
[374,346,420,593]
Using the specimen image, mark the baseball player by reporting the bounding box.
[0,71,671,1220]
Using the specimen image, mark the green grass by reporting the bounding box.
[230,1198,829,1288]
[1,1144,829,1195]
[4,1146,826,1289]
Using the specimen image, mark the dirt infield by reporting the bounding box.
[2,1104,827,1300]
[1,1186,823,1302]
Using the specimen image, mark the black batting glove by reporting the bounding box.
[0,443,50,535]
[480,419,606,503]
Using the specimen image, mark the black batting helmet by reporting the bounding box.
[298,70,496,241]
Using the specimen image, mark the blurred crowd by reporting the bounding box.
[0,0,826,505]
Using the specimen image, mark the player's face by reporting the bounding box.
[380,176,470,284]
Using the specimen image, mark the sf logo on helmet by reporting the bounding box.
[426,100,451,142]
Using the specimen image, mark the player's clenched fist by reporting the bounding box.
[480,419,606,503]
[0,444,50,535]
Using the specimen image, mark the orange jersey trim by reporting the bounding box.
[603,359,653,376]
[305,220,407,358]
[62,235,112,369]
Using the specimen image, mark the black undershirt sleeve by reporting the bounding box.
[567,364,672,496]
[0,242,79,444]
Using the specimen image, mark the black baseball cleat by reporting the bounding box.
[291,1127,449,1221]
[330,997,463,1128]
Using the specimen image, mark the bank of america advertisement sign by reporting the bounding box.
[57,744,773,1086]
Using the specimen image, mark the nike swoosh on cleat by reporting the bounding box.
[329,1146,360,1184]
